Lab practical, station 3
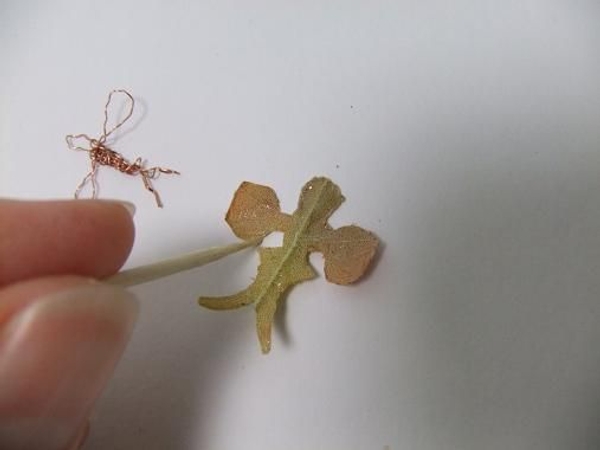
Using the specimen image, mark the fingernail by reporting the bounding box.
[95,199,136,217]
[112,200,136,217]
[0,284,138,450]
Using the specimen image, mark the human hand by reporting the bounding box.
[0,200,139,450]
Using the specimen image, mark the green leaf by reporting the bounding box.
[199,177,379,354]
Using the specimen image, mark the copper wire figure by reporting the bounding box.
[66,89,179,208]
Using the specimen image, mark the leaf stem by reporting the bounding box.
[106,238,261,287]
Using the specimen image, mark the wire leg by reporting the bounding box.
[141,172,163,208]
[146,166,181,176]
[160,167,180,175]
[74,163,99,199]
[90,163,99,198]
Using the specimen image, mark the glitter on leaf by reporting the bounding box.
[198,177,379,354]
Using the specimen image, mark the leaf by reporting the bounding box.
[198,177,379,354]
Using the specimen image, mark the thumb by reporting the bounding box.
[0,277,138,450]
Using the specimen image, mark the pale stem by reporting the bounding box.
[106,238,261,287]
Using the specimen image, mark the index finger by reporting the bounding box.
[0,200,135,287]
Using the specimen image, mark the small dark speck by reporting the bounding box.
[336,164,340,169]
[378,218,381,223]
[350,105,354,109]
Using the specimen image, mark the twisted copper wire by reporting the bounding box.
[65,89,179,208]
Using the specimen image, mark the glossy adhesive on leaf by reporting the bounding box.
[198,177,379,354]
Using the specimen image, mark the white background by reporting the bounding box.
[2,1,600,449]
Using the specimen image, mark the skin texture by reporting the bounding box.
[0,199,138,450]
[0,200,134,285]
